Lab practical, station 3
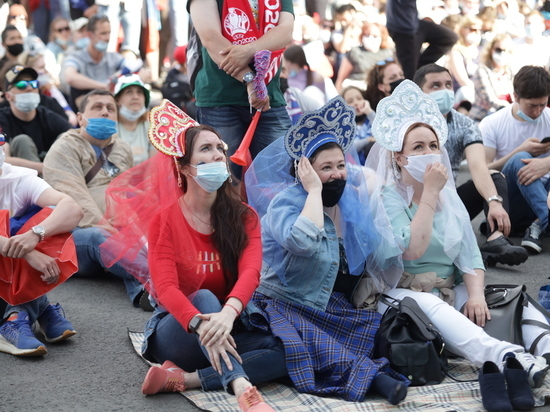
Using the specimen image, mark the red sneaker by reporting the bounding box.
[141,360,186,395]
[237,386,275,411]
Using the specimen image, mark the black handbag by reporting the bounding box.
[375,295,447,386]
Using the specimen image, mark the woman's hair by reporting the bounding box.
[289,141,343,177]
[178,125,252,293]
[361,22,392,50]
[455,15,482,46]
[365,61,398,111]
[480,33,511,67]
[399,123,439,153]
[340,85,365,100]
[284,45,314,87]
[49,17,69,43]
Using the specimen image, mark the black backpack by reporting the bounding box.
[375,295,447,386]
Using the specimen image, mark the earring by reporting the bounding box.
[226,161,233,183]
[173,157,183,187]
[391,153,401,180]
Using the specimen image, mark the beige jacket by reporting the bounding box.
[43,129,133,228]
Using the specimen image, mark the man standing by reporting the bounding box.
[481,65,550,253]
[0,65,72,174]
[414,64,528,266]
[43,89,150,309]
[188,0,294,182]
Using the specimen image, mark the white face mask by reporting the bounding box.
[13,92,40,112]
[190,161,230,193]
[465,32,481,45]
[492,51,510,67]
[120,105,146,121]
[362,35,381,52]
[403,153,442,183]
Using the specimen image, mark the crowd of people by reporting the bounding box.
[2,0,550,411]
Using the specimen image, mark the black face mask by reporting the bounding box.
[322,179,346,207]
[355,113,367,124]
[6,43,24,57]
[279,77,289,93]
[389,78,405,94]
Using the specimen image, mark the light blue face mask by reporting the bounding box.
[430,89,455,115]
[83,117,118,140]
[517,108,538,123]
[75,37,90,49]
[190,161,230,193]
[94,40,109,52]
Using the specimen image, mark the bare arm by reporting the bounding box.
[335,56,353,92]
[4,143,43,174]
[64,66,109,90]
[465,143,510,235]
[462,269,490,327]
[486,138,550,170]
[448,49,474,89]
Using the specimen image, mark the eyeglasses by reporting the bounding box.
[55,26,70,33]
[8,14,26,21]
[11,80,39,90]
[494,47,510,53]
[376,58,395,66]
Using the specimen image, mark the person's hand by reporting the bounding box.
[462,295,491,327]
[219,44,255,77]
[24,250,60,284]
[297,156,322,194]
[358,100,373,116]
[66,110,78,127]
[486,201,511,237]
[247,83,270,112]
[517,158,550,185]
[422,162,447,195]
[83,4,98,18]
[517,137,550,157]
[196,310,236,348]
[2,231,40,259]
[200,333,242,374]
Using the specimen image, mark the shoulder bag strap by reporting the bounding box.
[522,293,550,354]
[84,144,114,184]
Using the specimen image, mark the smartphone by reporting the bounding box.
[541,137,550,144]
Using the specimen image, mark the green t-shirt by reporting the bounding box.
[194,0,294,108]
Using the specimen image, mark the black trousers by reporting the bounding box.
[389,19,458,80]
[457,172,509,237]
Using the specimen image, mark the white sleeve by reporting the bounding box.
[478,118,497,149]
[23,175,52,206]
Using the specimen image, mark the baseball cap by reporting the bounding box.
[4,64,38,92]
[70,17,89,32]
[114,74,150,107]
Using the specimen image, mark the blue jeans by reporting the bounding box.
[71,227,145,305]
[502,151,550,231]
[98,2,142,55]
[4,295,49,323]
[197,106,291,181]
[148,290,287,392]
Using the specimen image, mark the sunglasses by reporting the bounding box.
[56,26,70,33]
[376,58,395,66]
[494,48,510,53]
[11,80,39,90]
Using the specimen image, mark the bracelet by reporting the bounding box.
[224,303,241,316]
[420,200,435,213]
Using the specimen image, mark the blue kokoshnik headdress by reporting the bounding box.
[284,95,355,160]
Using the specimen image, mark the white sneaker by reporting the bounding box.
[512,352,549,388]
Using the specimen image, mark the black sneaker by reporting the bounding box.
[521,222,543,254]
[480,236,528,267]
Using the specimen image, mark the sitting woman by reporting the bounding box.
[335,21,394,92]
[245,97,407,404]
[468,33,514,122]
[365,80,550,406]
[100,101,286,412]
[114,75,155,165]
[341,85,376,164]
[364,59,404,112]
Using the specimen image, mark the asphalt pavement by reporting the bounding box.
[2,166,550,412]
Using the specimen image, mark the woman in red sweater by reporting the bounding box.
[101,100,285,412]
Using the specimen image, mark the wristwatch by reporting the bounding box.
[189,315,203,334]
[242,71,255,85]
[31,225,46,242]
[487,195,503,204]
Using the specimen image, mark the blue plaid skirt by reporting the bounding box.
[250,291,407,402]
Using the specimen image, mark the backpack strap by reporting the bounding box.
[84,144,114,184]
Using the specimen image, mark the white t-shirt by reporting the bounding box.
[480,105,550,161]
[0,164,51,218]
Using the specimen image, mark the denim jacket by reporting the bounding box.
[256,185,340,311]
